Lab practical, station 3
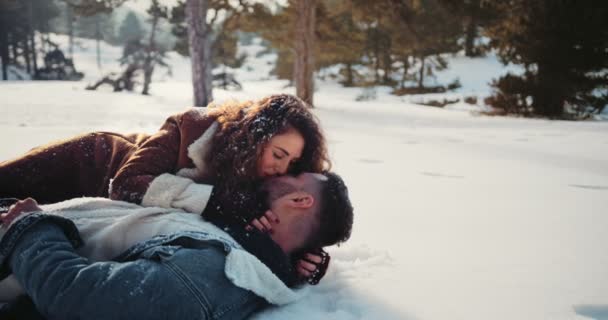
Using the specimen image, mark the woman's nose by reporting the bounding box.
[276,161,289,174]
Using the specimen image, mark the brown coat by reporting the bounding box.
[0,108,218,213]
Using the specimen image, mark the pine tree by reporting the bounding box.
[172,0,256,106]
[66,0,126,16]
[438,0,498,57]
[350,0,396,85]
[74,13,112,40]
[0,0,61,80]
[118,12,144,43]
[241,0,365,88]
[29,0,60,31]
[239,3,294,81]
[315,1,366,87]
[62,0,125,70]
[405,0,461,89]
[212,31,245,68]
[142,0,169,95]
[485,0,608,118]
[349,0,460,89]
[169,1,189,56]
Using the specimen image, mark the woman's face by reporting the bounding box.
[257,127,305,177]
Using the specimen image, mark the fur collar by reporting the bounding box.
[177,121,219,179]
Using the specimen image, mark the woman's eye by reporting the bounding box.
[273,152,284,160]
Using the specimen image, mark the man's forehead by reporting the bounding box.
[307,172,328,181]
[267,172,327,183]
[264,172,326,196]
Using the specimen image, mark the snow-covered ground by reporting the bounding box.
[1,35,608,320]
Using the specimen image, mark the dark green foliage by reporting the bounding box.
[315,1,365,86]
[242,0,461,89]
[486,0,608,118]
[438,0,498,57]
[238,2,293,80]
[65,0,127,16]
[31,0,62,32]
[169,0,250,71]
[118,12,145,44]
[485,73,534,115]
[115,38,169,88]
[73,13,113,41]
[141,0,169,95]
[168,0,188,56]
[121,39,163,72]
[213,31,247,68]
[0,0,62,79]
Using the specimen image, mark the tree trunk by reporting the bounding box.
[464,0,479,57]
[374,48,380,83]
[30,33,37,72]
[294,0,316,106]
[40,33,48,55]
[533,63,564,118]
[142,13,159,95]
[400,57,409,89]
[10,33,18,65]
[382,49,392,85]
[95,16,102,69]
[25,1,38,76]
[0,26,8,80]
[418,56,425,89]
[24,37,31,74]
[25,0,34,74]
[186,0,212,107]
[344,62,353,87]
[67,5,74,59]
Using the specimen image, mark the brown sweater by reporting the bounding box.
[0,108,219,213]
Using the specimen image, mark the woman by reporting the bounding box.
[0,93,330,283]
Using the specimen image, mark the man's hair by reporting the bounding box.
[306,172,353,248]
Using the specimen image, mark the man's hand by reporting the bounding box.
[1,198,42,228]
[245,210,279,233]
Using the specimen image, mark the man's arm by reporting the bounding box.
[8,221,211,320]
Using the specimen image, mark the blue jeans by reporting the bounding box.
[1,213,267,320]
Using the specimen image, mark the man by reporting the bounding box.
[0,172,353,320]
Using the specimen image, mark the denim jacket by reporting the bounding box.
[0,211,301,320]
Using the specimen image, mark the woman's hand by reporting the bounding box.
[296,248,330,285]
[1,198,42,228]
[245,210,279,233]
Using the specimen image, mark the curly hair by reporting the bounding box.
[200,94,331,225]
[205,94,330,189]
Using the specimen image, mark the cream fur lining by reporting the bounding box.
[141,173,213,214]
[225,250,307,305]
[177,121,219,179]
[0,198,305,305]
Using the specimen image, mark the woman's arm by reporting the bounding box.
[109,113,183,203]
[109,111,214,214]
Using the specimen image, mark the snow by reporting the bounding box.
[1,34,608,320]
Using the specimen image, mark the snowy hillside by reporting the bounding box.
[1,35,608,320]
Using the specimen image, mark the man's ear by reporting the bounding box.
[289,192,314,208]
